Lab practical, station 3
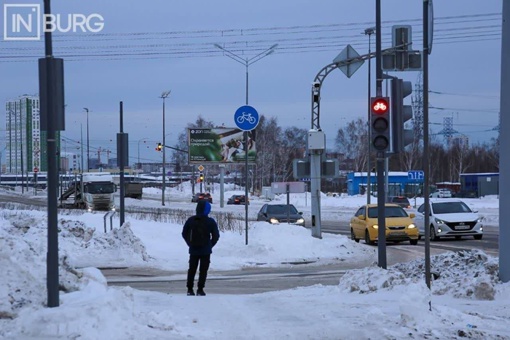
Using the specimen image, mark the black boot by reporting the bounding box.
[196,288,206,296]
[187,288,195,296]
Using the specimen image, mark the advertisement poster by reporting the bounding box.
[188,128,256,164]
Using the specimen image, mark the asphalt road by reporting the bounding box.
[104,222,499,295]
[1,190,499,295]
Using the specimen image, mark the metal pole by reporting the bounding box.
[84,108,89,171]
[162,97,166,206]
[376,158,386,269]
[375,0,383,97]
[160,91,170,206]
[499,0,510,282]
[365,28,374,204]
[80,124,84,172]
[44,0,59,308]
[214,44,277,245]
[375,0,387,268]
[219,165,225,208]
[423,0,432,290]
[119,101,125,226]
[245,63,249,106]
[245,64,249,245]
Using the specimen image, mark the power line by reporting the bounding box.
[0,13,501,62]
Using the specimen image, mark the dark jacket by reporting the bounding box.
[182,200,220,256]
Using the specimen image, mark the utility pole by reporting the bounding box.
[499,0,510,282]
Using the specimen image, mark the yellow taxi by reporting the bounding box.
[350,204,419,245]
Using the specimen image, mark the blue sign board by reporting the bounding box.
[234,105,259,131]
[408,170,424,181]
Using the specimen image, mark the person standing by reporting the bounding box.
[182,200,220,296]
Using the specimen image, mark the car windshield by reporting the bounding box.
[267,205,298,214]
[85,182,115,194]
[432,202,472,214]
[367,206,407,218]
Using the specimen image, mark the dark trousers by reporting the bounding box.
[186,254,210,289]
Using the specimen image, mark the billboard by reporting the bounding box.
[188,127,256,164]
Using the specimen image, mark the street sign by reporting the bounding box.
[33,167,39,173]
[198,165,204,172]
[334,44,364,78]
[271,181,306,194]
[234,105,259,131]
[408,170,424,181]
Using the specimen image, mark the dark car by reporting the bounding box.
[256,204,305,227]
[227,195,249,205]
[191,192,213,204]
[388,196,411,209]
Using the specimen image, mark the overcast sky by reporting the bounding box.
[0,0,502,166]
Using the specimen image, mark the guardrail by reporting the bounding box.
[103,211,117,232]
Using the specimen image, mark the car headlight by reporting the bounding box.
[372,224,379,229]
[408,223,416,229]
[296,218,305,224]
[435,218,445,225]
[269,218,279,224]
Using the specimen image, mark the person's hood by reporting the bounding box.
[196,200,211,216]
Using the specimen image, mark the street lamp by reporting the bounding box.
[214,43,278,105]
[160,90,171,206]
[83,108,89,172]
[214,43,278,245]
[364,27,375,204]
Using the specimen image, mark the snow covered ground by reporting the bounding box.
[0,183,508,339]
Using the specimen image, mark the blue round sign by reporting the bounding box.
[234,105,259,131]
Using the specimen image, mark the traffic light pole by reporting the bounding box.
[375,0,387,269]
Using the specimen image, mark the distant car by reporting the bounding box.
[388,196,411,209]
[430,189,452,198]
[227,195,249,205]
[349,204,419,245]
[414,199,483,241]
[191,192,213,204]
[256,204,305,227]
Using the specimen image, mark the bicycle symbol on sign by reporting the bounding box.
[236,112,256,125]
[373,102,387,111]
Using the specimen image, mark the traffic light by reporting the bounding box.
[156,143,162,151]
[391,78,414,153]
[370,96,390,152]
[199,173,204,182]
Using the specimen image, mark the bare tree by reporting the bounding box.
[449,142,472,182]
[335,118,368,172]
[253,116,282,189]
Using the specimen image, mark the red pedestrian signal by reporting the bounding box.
[371,97,389,114]
[370,97,390,152]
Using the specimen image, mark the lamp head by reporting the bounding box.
[364,27,376,35]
